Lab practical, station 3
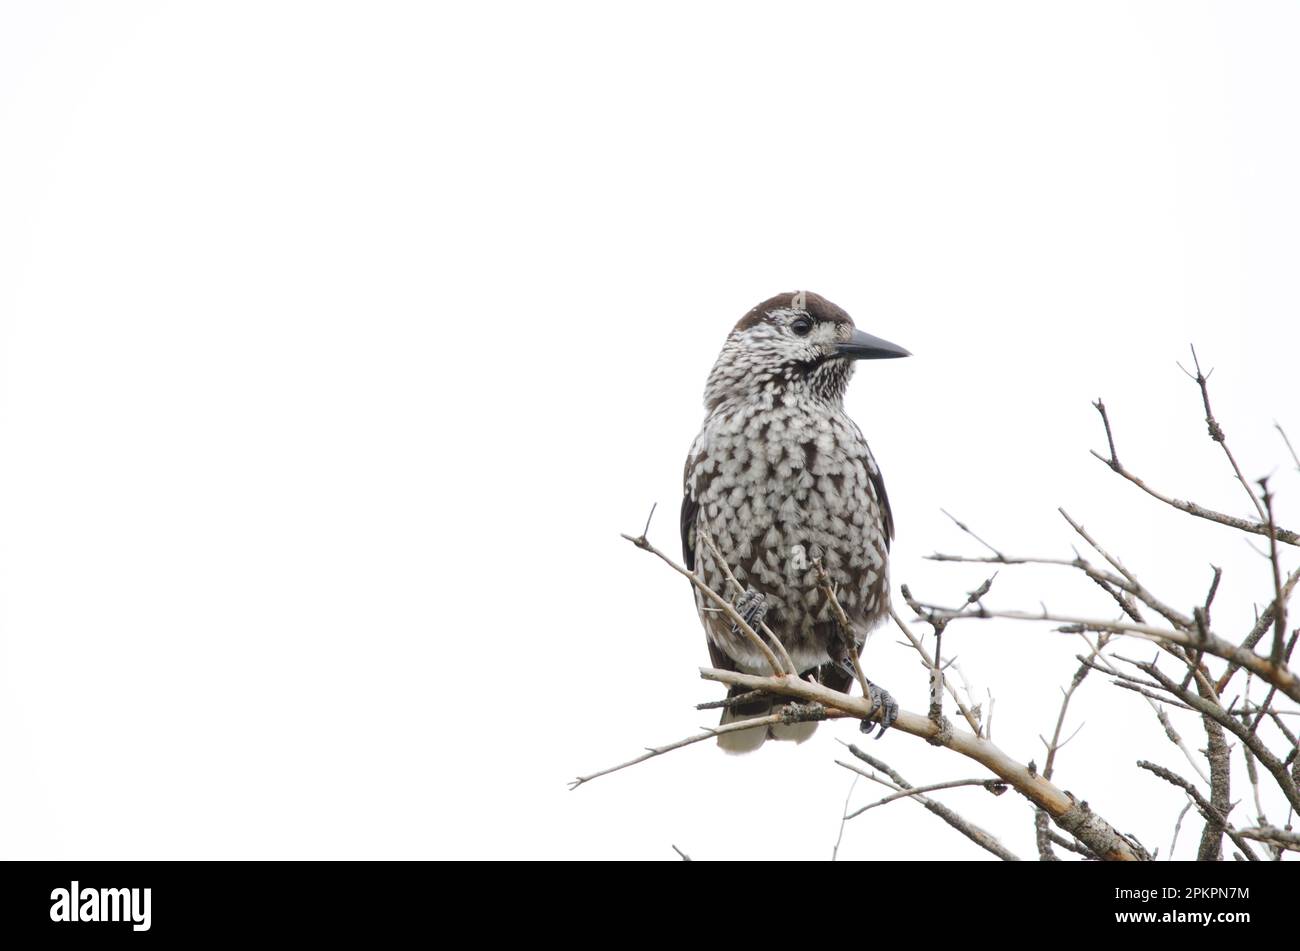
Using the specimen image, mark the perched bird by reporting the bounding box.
[681,291,910,752]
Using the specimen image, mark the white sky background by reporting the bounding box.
[1,2,1297,860]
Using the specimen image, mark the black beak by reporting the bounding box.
[835,328,911,360]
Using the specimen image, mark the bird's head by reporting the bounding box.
[703,291,909,410]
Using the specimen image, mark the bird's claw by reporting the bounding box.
[859,679,898,739]
[828,654,896,738]
[731,589,768,636]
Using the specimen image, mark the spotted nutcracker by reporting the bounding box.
[681,291,910,752]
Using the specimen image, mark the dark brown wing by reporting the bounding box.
[680,492,699,571]
[845,419,895,553]
[867,457,894,551]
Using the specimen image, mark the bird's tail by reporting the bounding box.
[716,686,817,754]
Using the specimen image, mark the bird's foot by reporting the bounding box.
[829,656,896,739]
[860,679,898,739]
[730,589,768,637]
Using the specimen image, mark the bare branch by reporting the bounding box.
[1059,508,1192,629]
[1181,345,1267,520]
[1043,638,1105,782]
[837,771,1007,819]
[1034,809,1060,861]
[831,775,859,861]
[1135,661,1300,814]
[842,744,1021,861]
[1094,398,1120,468]
[909,600,1300,705]
[1169,801,1193,860]
[569,709,820,790]
[621,528,784,677]
[703,667,1149,860]
[695,689,765,711]
[1046,827,1095,858]
[597,354,1300,865]
[1197,693,1232,862]
[1277,422,1300,474]
[1078,646,1210,783]
[1258,478,1289,668]
[940,508,1006,560]
[1137,760,1260,861]
[1090,401,1298,548]
[1218,564,1300,693]
[1237,825,1300,852]
[890,606,983,734]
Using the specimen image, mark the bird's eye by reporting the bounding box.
[790,317,813,336]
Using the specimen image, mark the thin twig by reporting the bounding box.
[890,606,982,734]
[909,600,1300,704]
[1090,402,1298,547]
[569,710,808,790]
[1045,828,1094,858]
[1134,660,1300,814]
[838,772,1006,819]
[621,527,784,677]
[1180,345,1266,520]
[1043,638,1104,781]
[841,744,1021,861]
[1218,564,1300,693]
[1277,422,1300,473]
[1258,478,1288,668]
[1137,760,1259,861]
[940,508,1006,559]
[925,549,1146,623]
[1078,645,1210,782]
[1058,508,1192,629]
[1169,801,1193,859]
[832,775,859,861]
